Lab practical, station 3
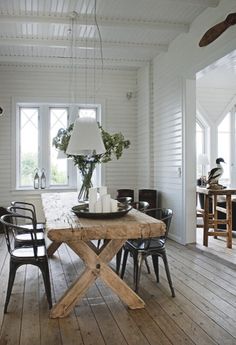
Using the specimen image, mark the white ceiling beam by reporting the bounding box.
[162,0,219,5]
[0,14,189,33]
[0,55,145,68]
[0,38,168,52]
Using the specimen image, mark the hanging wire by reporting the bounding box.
[94,0,104,95]
[85,0,90,107]
[94,0,103,69]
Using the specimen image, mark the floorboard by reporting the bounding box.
[0,234,236,345]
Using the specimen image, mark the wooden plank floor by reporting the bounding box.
[0,234,236,345]
[190,227,236,268]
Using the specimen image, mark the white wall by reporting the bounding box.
[148,0,236,244]
[137,64,151,192]
[0,64,137,216]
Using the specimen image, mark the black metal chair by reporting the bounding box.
[0,213,52,313]
[116,201,150,275]
[116,196,132,204]
[7,205,45,247]
[120,208,175,297]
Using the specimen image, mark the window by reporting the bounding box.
[19,107,39,186]
[217,112,231,185]
[196,122,204,178]
[16,103,101,190]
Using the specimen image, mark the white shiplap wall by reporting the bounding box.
[137,64,151,191]
[0,64,137,215]
[152,56,183,243]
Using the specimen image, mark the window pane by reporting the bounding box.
[50,108,68,185]
[79,108,96,119]
[19,108,38,186]
[196,122,204,177]
[218,113,230,183]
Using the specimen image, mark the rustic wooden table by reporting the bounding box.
[196,186,236,248]
[41,192,166,318]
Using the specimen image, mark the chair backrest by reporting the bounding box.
[0,214,39,256]
[11,201,38,224]
[131,201,149,212]
[116,196,132,204]
[138,189,157,210]
[144,208,173,238]
[117,189,134,202]
[8,205,36,227]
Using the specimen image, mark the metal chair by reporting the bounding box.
[116,201,150,275]
[116,196,132,204]
[0,213,52,313]
[120,208,175,297]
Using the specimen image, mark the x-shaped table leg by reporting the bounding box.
[49,239,145,318]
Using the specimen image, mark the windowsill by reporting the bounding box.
[11,187,77,195]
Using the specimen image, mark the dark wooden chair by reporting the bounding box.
[117,189,134,202]
[0,213,52,313]
[120,208,175,297]
[138,189,157,217]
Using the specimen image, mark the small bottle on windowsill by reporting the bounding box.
[40,169,46,189]
[33,169,39,189]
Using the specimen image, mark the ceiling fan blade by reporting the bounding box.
[199,21,228,47]
[199,13,236,47]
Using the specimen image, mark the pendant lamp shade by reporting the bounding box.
[66,117,105,156]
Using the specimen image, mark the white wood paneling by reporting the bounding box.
[0,65,137,209]
[152,57,183,243]
[137,64,151,190]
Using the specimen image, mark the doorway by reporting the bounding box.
[195,51,236,264]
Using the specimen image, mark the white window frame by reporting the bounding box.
[14,101,102,191]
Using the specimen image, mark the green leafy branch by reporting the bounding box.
[52,122,130,170]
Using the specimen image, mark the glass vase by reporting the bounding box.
[78,162,96,201]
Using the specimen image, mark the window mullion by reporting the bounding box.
[40,105,50,187]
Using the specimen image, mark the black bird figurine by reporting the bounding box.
[206,157,225,189]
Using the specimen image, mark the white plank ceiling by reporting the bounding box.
[0,0,220,69]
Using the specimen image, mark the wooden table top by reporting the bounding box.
[196,186,236,196]
[41,192,166,242]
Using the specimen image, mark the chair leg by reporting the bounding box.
[145,258,151,274]
[134,252,144,293]
[116,248,122,275]
[4,260,19,313]
[38,261,52,309]
[120,248,129,279]
[151,255,159,282]
[162,252,175,297]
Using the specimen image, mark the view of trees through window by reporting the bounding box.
[19,107,39,186]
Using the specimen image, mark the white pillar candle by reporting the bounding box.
[94,198,102,213]
[111,199,118,212]
[102,194,111,213]
[89,187,97,212]
[99,186,107,197]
